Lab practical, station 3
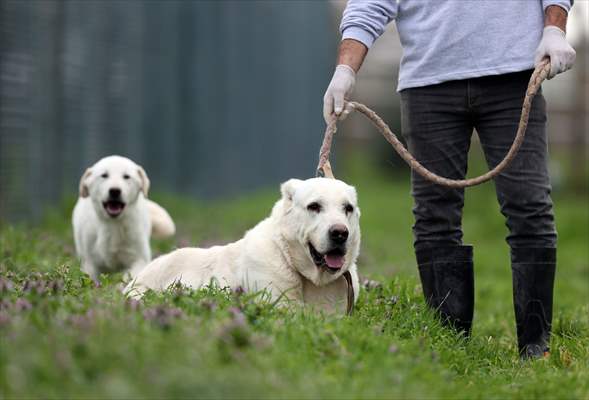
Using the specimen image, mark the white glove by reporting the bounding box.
[323,64,356,124]
[534,26,576,79]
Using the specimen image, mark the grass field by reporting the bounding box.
[1,157,588,399]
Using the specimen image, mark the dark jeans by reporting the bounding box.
[400,70,557,252]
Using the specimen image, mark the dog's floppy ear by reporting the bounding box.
[137,165,150,197]
[79,168,92,198]
[280,179,303,203]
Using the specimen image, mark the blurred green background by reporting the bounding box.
[1,0,587,223]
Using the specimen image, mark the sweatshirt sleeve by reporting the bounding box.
[542,0,573,12]
[340,0,399,49]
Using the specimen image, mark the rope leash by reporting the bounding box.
[318,60,551,315]
[316,59,551,187]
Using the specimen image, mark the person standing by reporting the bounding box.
[323,0,576,359]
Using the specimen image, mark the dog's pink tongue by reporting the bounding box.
[325,253,344,269]
[107,203,122,214]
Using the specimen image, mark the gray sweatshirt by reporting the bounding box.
[340,0,573,91]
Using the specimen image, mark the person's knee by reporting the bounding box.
[506,217,557,248]
[412,186,465,251]
[499,188,557,248]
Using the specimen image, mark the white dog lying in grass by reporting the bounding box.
[73,155,175,280]
[125,178,360,314]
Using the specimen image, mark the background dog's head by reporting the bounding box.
[276,177,361,286]
[79,155,150,219]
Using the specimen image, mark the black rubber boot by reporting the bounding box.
[416,245,474,336]
[511,247,556,359]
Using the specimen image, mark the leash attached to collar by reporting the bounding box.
[317,59,551,188]
[279,232,355,315]
[315,60,551,316]
[311,163,355,315]
[342,270,354,315]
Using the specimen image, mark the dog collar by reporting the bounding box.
[343,270,354,316]
[277,233,354,316]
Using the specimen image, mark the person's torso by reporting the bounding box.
[395,0,544,91]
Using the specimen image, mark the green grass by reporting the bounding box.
[1,157,588,399]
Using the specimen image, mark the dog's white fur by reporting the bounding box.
[125,178,361,314]
[72,155,175,279]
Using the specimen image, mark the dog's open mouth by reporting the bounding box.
[103,200,125,218]
[308,242,345,273]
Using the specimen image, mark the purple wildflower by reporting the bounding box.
[0,299,11,311]
[125,298,141,312]
[362,278,383,291]
[23,279,47,295]
[229,307,247,326]
[48,280,64,293]
[0,311,10,327]
[388,344,399,354]
[68,310,96,330]
[0,278,14,293]
[143,305,183,329]
[218,308,251,350]
[233,286,246,297]
[200,300,218,312]
[14,298,33,311]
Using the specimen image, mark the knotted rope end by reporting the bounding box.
[316,160,335,179]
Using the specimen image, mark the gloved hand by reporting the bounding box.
[323,64,356,124]
[534,26,576,79]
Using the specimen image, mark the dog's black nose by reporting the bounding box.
[329,224,349,244]
[109,188,121,198]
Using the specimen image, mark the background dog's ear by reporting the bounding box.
[79,168,92,198]
[137,166,150,197]
[280,179,303,203]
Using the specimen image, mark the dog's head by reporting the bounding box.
[276,177,361,286]
[79,155,150,219]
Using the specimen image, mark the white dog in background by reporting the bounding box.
[73,155,175,280]
[126,178,360,315]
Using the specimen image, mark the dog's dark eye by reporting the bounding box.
[123,174,130,180]
[344,204,354,214]
[101,173,108,179]
[307,202,322,213]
